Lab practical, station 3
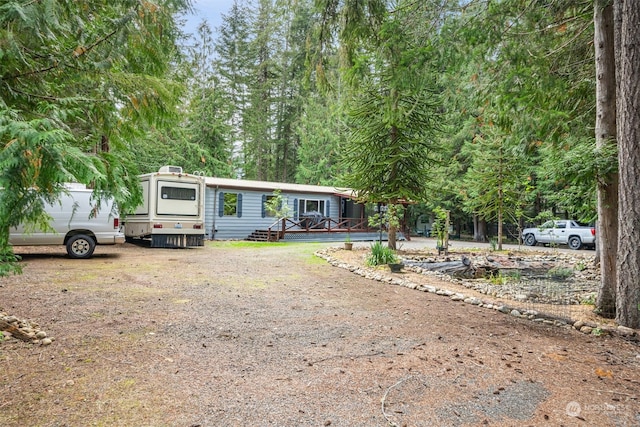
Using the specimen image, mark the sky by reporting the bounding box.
[182,0,236,36]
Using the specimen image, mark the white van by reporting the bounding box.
[9,184,124,258]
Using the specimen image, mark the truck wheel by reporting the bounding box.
[524,234,537,246]
[568,236,582,250]
[66,234,96,259]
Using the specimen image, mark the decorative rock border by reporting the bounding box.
[401,252,599,305]
[1,311,53,345]
[315,248,639,342]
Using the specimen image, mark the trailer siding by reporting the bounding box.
[205,187,342,240]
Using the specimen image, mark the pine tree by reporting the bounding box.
[341,2,443,249]
[242,0,278,180]
[295,94,346,185]
[215,0,253,174]
[185,21,234,177]
[461,124,529,250]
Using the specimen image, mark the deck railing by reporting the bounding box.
[265,217,372,241]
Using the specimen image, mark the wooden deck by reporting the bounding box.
[247,217,377,242]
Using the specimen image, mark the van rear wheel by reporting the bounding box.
[66,234,96,259]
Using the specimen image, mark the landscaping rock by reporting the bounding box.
[1,311,52,344]
[579,326,593,334]
[617,326,636,337]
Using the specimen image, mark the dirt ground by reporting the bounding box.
[1,241,639,427]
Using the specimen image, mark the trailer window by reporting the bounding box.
[224,193,238,216]
[161,186,196,201]
[156,180,201,216]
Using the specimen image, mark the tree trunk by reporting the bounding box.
[594,0,618,318]
[497,183,503,251]
[473,216,487,242]
[615,0,640,328]
[444,210,450,254]
[388,223,397,250]
[401,206,411,241]
[386,202,399,250]
[406,256,478,278]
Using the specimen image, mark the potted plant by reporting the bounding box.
[344,233,353,250]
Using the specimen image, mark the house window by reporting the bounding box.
[223,193,238,216]
[264,195,278,217]
[218,192,243,217]
[298,199,325,215]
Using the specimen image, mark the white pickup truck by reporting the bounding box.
[522,220,596,250]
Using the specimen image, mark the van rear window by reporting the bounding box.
[161,186,196,201]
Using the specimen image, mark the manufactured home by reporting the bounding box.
[125,167,379,245]
[123,167,206,247]
[203,177,374,241]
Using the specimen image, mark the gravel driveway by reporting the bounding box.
[1,241,639,426]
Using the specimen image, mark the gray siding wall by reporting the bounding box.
[204,187,341,240]
[204,187,217,239]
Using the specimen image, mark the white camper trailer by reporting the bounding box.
[9,184,124,258]
[124,166,205,248]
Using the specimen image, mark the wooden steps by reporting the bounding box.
[246,230,280,242]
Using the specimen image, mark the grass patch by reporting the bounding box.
[118,378,137,389]
[206,241,290,249]
[207,241,329,263]
[207,276,269,290]
[207,240,326,251]
[306,254,329,265]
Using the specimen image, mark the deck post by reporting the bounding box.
[281,218,286,239]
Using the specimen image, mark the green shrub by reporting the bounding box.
[581,293,596,306]
[489,270,521,285]
[366,242,398,266]
[547,266,573,280]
